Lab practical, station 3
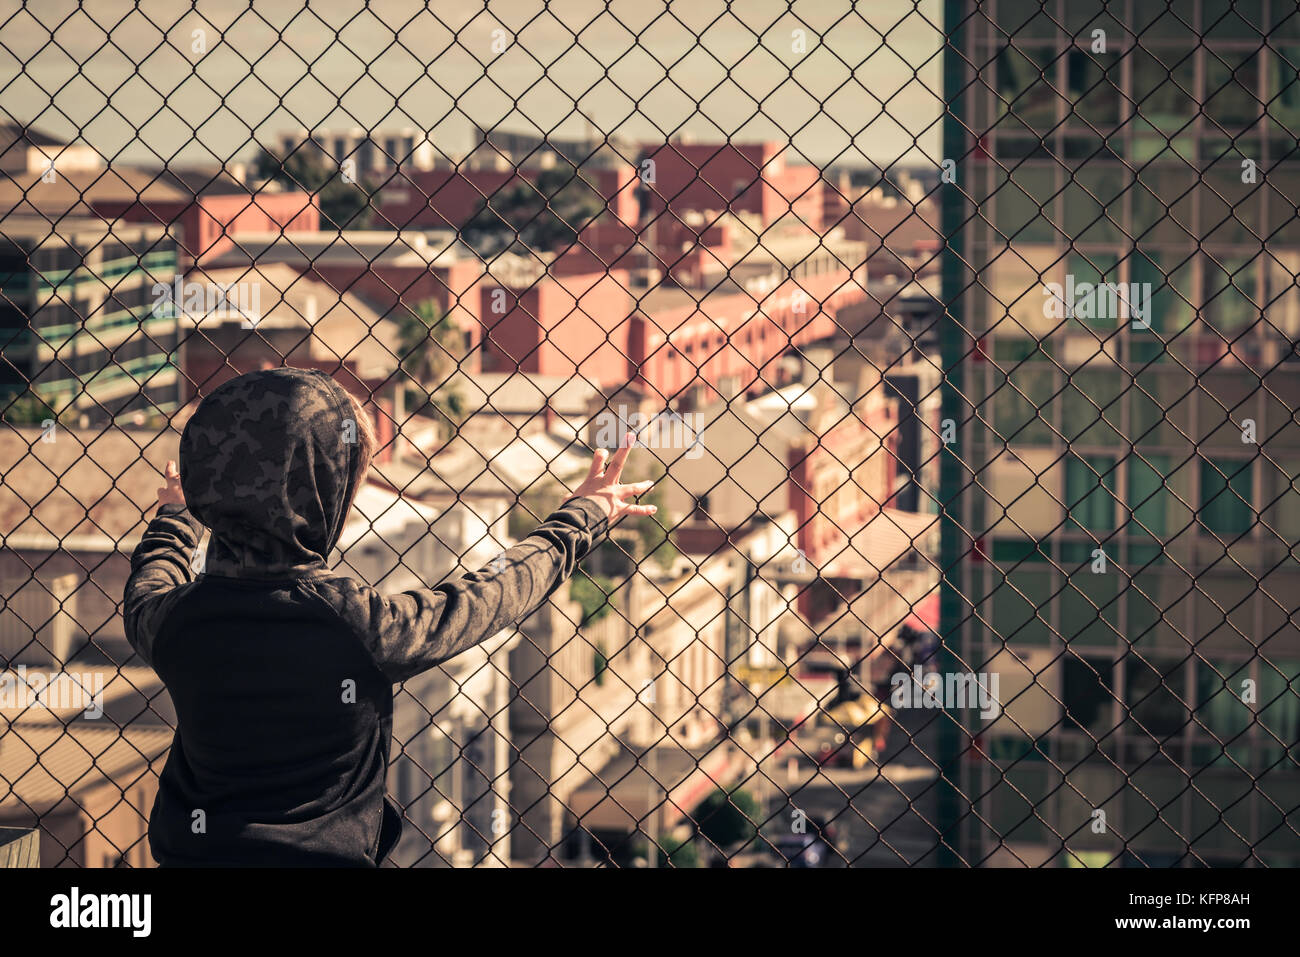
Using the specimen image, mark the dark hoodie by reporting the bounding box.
[123,368,609,866]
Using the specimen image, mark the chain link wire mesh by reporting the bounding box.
[0,0,1295,868]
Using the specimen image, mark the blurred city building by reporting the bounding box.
[944,0,1300,867]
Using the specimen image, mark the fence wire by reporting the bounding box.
[0,0,1296,868]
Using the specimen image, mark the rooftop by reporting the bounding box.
[0,215,168,246]
[0,122,66,149]
[378,426,592,503]
[0,426,182,552]
[0,722,172,815]
[2,666,166,727]
[449,370,599,417]
[186,263,401,379]
[335,480,439,555]
[0,166,190,218]
[205,229,480,270]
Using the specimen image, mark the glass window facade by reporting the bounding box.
[949,0,1300,865]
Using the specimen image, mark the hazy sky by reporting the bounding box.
[0,0,943,169]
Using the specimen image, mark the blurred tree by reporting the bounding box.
[694,787,760,850]
[507,478,564,541]
[569,569,614,626]
[627,471,677,571]
[397,299,465,439]
[253,146,373,229]
[657,835,699,868]
[461,164,605,254]
[1,388,61,426]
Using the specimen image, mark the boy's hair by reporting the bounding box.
[343,389,378,486]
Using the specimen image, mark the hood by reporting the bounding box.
[179,367,363,579]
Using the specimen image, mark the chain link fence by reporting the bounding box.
[0,0,1295,867]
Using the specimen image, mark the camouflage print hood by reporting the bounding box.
[179,367,363,579]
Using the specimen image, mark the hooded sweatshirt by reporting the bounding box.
[123,367,609,866]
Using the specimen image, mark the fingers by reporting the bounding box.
[605,431,635,483]
[158,461,183,505]
[613,480,657,521]
[587,447,609,481]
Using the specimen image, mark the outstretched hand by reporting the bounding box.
[563,433,657,526]
[156,460,185,507]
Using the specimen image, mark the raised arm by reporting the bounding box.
[123,462,203,666]
[322,437,656,683]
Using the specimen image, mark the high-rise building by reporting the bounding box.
[0,218,182,423]
[277,127,441,175]
[941,0,1300,866]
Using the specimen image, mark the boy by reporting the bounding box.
[123,367,654,866]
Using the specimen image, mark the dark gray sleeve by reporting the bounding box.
[122,502,205,666]
[308,496,611,683]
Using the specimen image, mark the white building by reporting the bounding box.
[277,127,440,174]
[333,480,518,867]
[0,123,102,175]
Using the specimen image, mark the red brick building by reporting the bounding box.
[90,175,319,267]
[373,163,640,233]
[637,141,824,232]
[478,268,638,383]
[633,241,868,405]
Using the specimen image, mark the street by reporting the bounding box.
[745,705,946,867]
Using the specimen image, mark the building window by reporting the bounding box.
[1202,254,1260,335]
[1062,655,1114,735]
[1194,659,1253,767]
[990,566,1051,645]
[992,366,1053,444]
[1199,457,1253,536]
[1123,657,1187,740]
[1065,453,1117,531]
[1126,453,1170,538]
[1259,659,1300,766]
